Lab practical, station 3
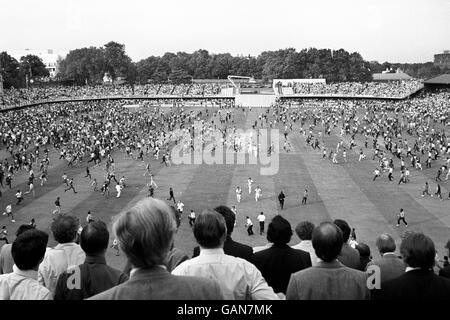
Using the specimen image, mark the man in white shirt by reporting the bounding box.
[188,210,196,227]
[235,186,242,203]
[38,215,85,295]
[373,168,380,181]
[231,206,237,226]
[0,229,52,300]
[245,216,254,236]
[176,201,184,215]
[15,190,24,205]
[24,182,35,197]
[292,221,318,266]
[0,225,35,274]
[172,209,279,300]
[255,186,262,202]
[115,183,122,198]
[2,204,15,222]
[247,177,253,194]
[257,212,266,235]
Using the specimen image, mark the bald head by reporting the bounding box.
[375,233,396,255]
[312,222,343,263]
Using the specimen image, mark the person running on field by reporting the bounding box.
[245,216,254,236]
[52,197,61,214]
[2,204,15,223]
[64,178,78,194]
[302,189,308,205]
[396,208,408,227]
[422,182,431,197]
[167,187,176,204]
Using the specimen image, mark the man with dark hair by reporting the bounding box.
[366,233,405,285]
[355,243,372,271]
[396,208,408,227]
[0,226,8,243]
[292,221,318,266]
[0,229,52,300]
[54,221,128,300]
[173,209,279,300]
[278,191,285,210]
[167,186,176,203]
[286,222,369,300]
[0,224,35,274]
[257,212,266,235]
[253,215,311,295]
[374,232,450,300]
[64,178,77,194]
[301,188,308,205]
[192,205,253,263]
[334,219,360,269]
[38,215,85,295]
[15,189,24,205]
[438,239,450,279]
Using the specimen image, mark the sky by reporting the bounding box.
[1,0,450,63]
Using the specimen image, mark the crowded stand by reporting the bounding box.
[0,83,225,109]
[280,79,423,98]
[0,80,426,110]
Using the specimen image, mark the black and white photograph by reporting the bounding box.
[0,0,450,309]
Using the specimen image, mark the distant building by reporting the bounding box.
[102,73,127,85]
[10,49,67,78]
[434,50,450,68]
[103,73,113,84]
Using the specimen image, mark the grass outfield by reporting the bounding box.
[0,107,449,272]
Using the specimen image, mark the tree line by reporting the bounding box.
[0,52,49,89]
[1,41,449,89]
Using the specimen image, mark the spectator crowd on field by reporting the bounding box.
[278,79,423,98]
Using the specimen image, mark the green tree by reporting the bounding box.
[57,47,105,85]
[169,69,191,83]
[19,55,49,79]
[103,41,133,83]
[210,53,233,79]
[0,52,21,89]
[136,56,160,83]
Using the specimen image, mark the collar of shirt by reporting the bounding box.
[315,258,345,268]
[54,242,79,250]
[12,265,38,280]
[85,255,107,265]
[405,267,422,272]
[130,265,167,278]
[199,248,225,256]
[299,240,313,246]
[383,252,398,258]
